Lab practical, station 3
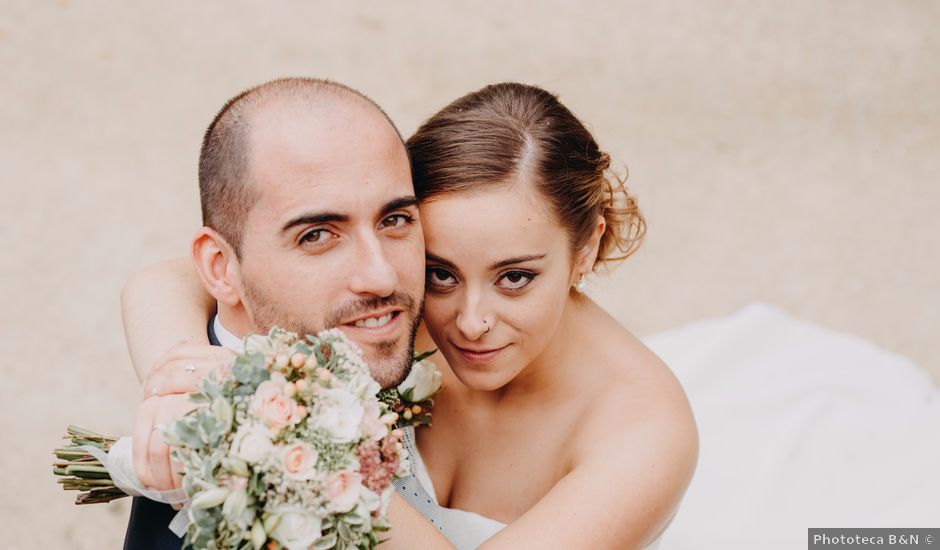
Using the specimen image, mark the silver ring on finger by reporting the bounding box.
[183,362,197,374]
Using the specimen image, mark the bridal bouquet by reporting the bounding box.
[53,328,443,550]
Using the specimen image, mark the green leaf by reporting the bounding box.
[336,520,353,541]
[314,531,338,550]
[342,512,363,526]
[413,349,438,363]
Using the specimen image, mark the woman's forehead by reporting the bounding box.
[420,185,567,262]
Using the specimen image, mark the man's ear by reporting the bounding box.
[575,215,606,277]
[191,227,243,307]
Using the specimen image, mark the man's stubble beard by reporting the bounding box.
[242,277,423,389]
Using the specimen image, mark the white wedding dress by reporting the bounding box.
[399,427,663,550]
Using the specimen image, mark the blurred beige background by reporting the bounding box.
[1,1,937,547]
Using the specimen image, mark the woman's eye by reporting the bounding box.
[427,267,458,288]
[497,270,536,291]
[380,214,413,230]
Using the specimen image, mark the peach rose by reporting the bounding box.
[325,470,363,513]
[280,442,319,481]
[252,374,302,431]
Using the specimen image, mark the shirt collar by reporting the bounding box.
[213,315,244,353]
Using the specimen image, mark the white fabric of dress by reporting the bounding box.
[643,303,940,550]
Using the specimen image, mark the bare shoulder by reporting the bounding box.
[569,306,699,490]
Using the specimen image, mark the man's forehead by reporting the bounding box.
[237,93,410,225]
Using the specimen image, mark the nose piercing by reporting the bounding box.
[482,319,490,334]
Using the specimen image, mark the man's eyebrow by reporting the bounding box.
[280,195,417,235]
[379,195,419,217]
[489,255,546,270]
[281,212,349,234]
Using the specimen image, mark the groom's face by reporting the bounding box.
[230,101,425,388]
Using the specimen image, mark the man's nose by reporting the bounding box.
[347,233,399,298]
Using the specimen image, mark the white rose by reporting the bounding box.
[230,423,273,464]
[312,388,364,443]
[397,360,442,402]
[349,372,382,400]
[270,506,322,550]
[349,486,382,530]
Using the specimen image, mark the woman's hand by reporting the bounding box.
[132,393,196,495]
[133,342,234,496]
[141,342,235,398]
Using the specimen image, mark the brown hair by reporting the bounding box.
[406,82,645,269]
[199,77,402,257]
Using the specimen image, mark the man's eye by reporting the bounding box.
[300,229,331,245]
[496,270,536,291]
[427,267,458,288]
[380,214,413,230]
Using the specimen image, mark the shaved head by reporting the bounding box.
[198,77,403,256]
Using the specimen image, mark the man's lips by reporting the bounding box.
[452,343,510,365]
[338,309,405,340]
[341,307,401,327]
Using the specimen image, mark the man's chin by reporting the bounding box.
[360,344,412,389]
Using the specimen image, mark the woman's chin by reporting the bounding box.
[449,363,514,392]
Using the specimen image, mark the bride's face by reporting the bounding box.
[420,183,579,391]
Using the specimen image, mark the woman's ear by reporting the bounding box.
[575,215,606,275]
[191,227,243,308]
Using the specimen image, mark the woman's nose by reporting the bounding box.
[455,294,489,341]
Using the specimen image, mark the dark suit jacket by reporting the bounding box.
[123,320,221,549]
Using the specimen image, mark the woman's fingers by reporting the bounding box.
[148,418,174,491]
[133,397,158,489]
[143,344,235,398]
[133,394,196,491]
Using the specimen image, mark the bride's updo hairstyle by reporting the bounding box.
[406,82,645,270]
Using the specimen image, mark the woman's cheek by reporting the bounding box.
[421,295,453,337]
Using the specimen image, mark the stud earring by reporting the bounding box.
[574,275,587,293]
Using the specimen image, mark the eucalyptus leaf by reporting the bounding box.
[336,520,353,541]
[314,530,338,550]
[342,512,364,526]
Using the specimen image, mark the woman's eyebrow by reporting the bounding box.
[425,252,458,271]
[489,254,545,270]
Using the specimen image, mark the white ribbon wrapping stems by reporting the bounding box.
[79,436,191,537]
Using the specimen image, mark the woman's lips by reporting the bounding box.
[453,343,509,365]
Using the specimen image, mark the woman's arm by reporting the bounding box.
[380,494,454,549]
[481,383,698,550]
[121,257,216,382]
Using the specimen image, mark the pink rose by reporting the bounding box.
[281,442,319,481]
[252,374,302,431]
[326,470,363,512]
